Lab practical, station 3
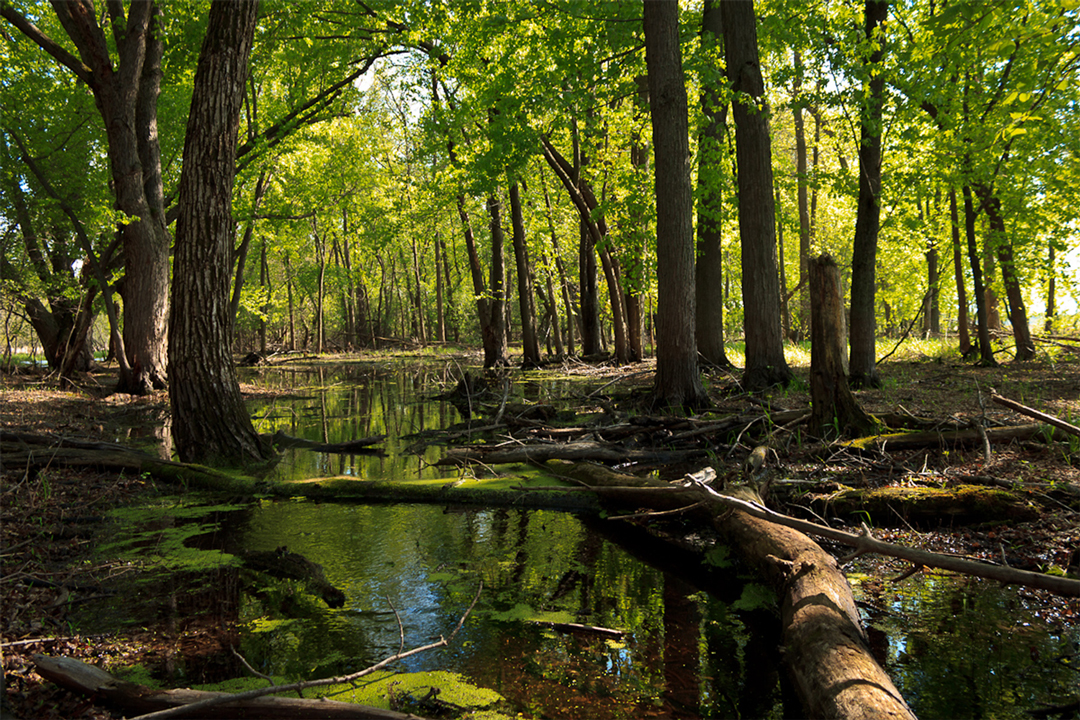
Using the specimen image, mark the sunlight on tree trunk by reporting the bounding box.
[169,0,269,465]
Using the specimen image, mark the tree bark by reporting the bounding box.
[848,0,888,389]
[484,193,509,368]
[168,0,269,465]
[949,188,972,355]
[975,184,1035,360]
[509,181,542,368]
[694,0,732,368]
[644,0,707,408]
[720,0,793,390]
[810,254,876,438]
[793,51,812,341]
[962,182,996,365]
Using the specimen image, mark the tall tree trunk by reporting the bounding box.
[793,51,812,342]
[229,169,270,339]
[975,185,1035,360]
[777,187,792,341]
[1045,241,1056,334]
[311,218,326,353]
[410,238,426,345]
[949,188,972,355]
[484,194,509,367]
[168,0,268,465]
[457,195,494,360]
[509,181,542,368]
[962,183,996,366]
[695,0,732,368]
[720,0,793,390]
[848,0,888,389]
[540,170,575,356]
[644,0,707,408]
[285,251,296,351]
[920,195,940,338]
[259,239,270,354]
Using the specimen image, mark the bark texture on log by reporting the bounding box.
[549,459,916,719]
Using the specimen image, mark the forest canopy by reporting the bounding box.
[2,0,1078,382]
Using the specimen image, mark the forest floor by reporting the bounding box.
[1,343,1079,719]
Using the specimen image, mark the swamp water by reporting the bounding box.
[80,362,1077,719]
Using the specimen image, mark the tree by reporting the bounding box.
[509,180,542,368]
[1,0,171,394]
[168,0,268,465]
[694,0,732,369]
[721,0,793,390]
[644,0,707,408]
[848,0,888,389]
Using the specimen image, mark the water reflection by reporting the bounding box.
[236,500,786,719]
[245,363,461,481]
[851,571,1079,720]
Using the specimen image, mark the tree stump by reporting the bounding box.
[810,254,876,437]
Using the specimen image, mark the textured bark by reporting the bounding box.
[976,185,1035,360]
[949,188,972,355]
[644,0,707,408]
[793,51,812,341]
[962,183,996,365]
[509,181,542,368]
[694,0,732,368]
[483,194,509,368]
[810,255,876,438]
[169,0,269,465]
[848,0,888,389]
[456,195,492,359]
[720,0,792,390]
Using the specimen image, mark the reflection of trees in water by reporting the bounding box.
[877,576,1077,719]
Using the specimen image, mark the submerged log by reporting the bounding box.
[269,430,386,454]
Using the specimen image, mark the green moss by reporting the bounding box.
[194,669,503,711]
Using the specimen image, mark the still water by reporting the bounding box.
[86,361,1077,718]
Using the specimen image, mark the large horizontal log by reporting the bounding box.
[31,654,429,719]
[842,423,1065,451]
[438,440,706,465]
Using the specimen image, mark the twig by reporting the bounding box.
[230,645,275,686]
[130,582,484,720]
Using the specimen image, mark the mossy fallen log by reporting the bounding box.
[841,423,1063,451]
[31,654,430,720]
[808,484,1040,525]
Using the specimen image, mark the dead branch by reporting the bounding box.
[681,474,1080,597]
[990,391,1080,438]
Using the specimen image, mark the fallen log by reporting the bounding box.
[269,430,387,454]
[542,461,1079,596]
[548,459,915,718]
[842,422,1066,451]
[31,654,429,719]
[438,440,706,466]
